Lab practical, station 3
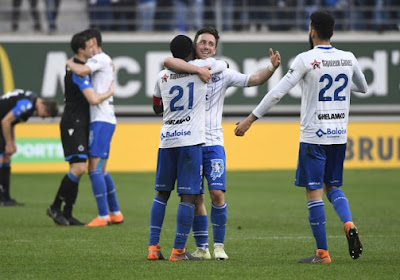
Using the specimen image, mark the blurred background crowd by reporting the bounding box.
[1,0,399,34]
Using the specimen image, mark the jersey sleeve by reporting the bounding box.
[11,99,34,120]
[252,54,307,118]
[72,73,93,91]
[154,75,162,98]
[224,69,250,88]
[86,57,103,73]
[351,54,368,93]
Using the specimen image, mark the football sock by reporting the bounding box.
[308,200,328,251]
[192,215,209,248]
[104,172,120,212]
[211,202,227,244]
[0,163,11,200]
[173,202,195,249]
[52,172,77,210]
[89,170,109,216]
[63,172,79,218]
[327,188,353,224]
[149,196,167,246]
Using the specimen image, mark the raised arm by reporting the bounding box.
[66,57,91,77]
[247,48,281,87]
[82,81,114,105]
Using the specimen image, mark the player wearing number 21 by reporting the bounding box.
[235,11,368,263]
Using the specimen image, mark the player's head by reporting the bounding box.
[309,10,335,49]
[35,98,59,118]
[70,31,94,59]
[170,35,194,61]
[83,28,102,47]
[194,26,219,59]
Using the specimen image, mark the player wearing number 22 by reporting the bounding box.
[235,11,368,263]
[148,35,227,261]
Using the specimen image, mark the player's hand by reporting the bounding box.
[270,48,281,69]
[234,120,251,136]
[197,66,211,83]
[66,57,74,69]
[5,142,16,156]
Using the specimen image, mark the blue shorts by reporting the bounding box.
[202,145,226,192]
[155,145,203,195]
[89,121,115,158]
[295,142,346,189]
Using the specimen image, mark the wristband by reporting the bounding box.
[268,64,276,72]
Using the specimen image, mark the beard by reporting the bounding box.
[309,34,314,49]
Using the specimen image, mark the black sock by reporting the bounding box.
[52,174,76,211]
[0,166,11,200]
[63,178,79,219]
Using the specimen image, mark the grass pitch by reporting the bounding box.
[0,169,399,279]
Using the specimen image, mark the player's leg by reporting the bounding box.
[192,193,211,259]
[296,143,331,264]
[48,121,88,225]
[204,145,228,260]
[324,144,362,259]
[86,122,115,227]
[170,145,202,261]
[148,148,176,260]
[0,152,23,206]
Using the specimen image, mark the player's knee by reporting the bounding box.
[157,191,170,201]
[210,189,225,206]
[70,163,86,177]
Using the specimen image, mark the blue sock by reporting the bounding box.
[211,202,227,244]
[149,196,167,246]
[327,188,353,224]
[192,215,208,248]
[173,202,195,249]
[308,200,328,251]
[89,171,108,217]
[104,172,120,212]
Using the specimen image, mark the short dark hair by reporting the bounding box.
[42,99,59,117]
[310,10,335,40]
[70,31,90,54]
[170,35,194,60]
[83,28,102,47]
[194,26,220,47]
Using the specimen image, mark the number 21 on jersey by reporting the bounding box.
[169,82,194,111]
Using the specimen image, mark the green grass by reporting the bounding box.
[1,169,399,279]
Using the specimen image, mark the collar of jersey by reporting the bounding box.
[315,45,333,50]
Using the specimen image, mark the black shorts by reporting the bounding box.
[0,131,5,155]
[60,120,89,163]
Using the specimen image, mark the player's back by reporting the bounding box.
[298,46,360,144]
[0,89,37,123]
[156,68,206,148]
[87,52,116,124]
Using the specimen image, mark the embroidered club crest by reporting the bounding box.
[211,159,224,180]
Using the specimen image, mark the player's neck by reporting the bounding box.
[74,54,87,63]
[313,39,331,47]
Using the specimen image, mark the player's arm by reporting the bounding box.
[1,111,17,155]
[247,48,281,87]
[164,57,211,83]
[235,55,304,137]
[66,57,91,77]
[351,58,368,94]
[153,96,163,115]
[82,81,115,105]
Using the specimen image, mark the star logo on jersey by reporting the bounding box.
[210,159,224,181]
[311,59,321,69]
[161,74,169,83]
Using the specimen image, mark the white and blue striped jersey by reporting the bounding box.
[155,57,227,148]
[253,45,368,145]
[205,69,250,146]
[86,51,116,125]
